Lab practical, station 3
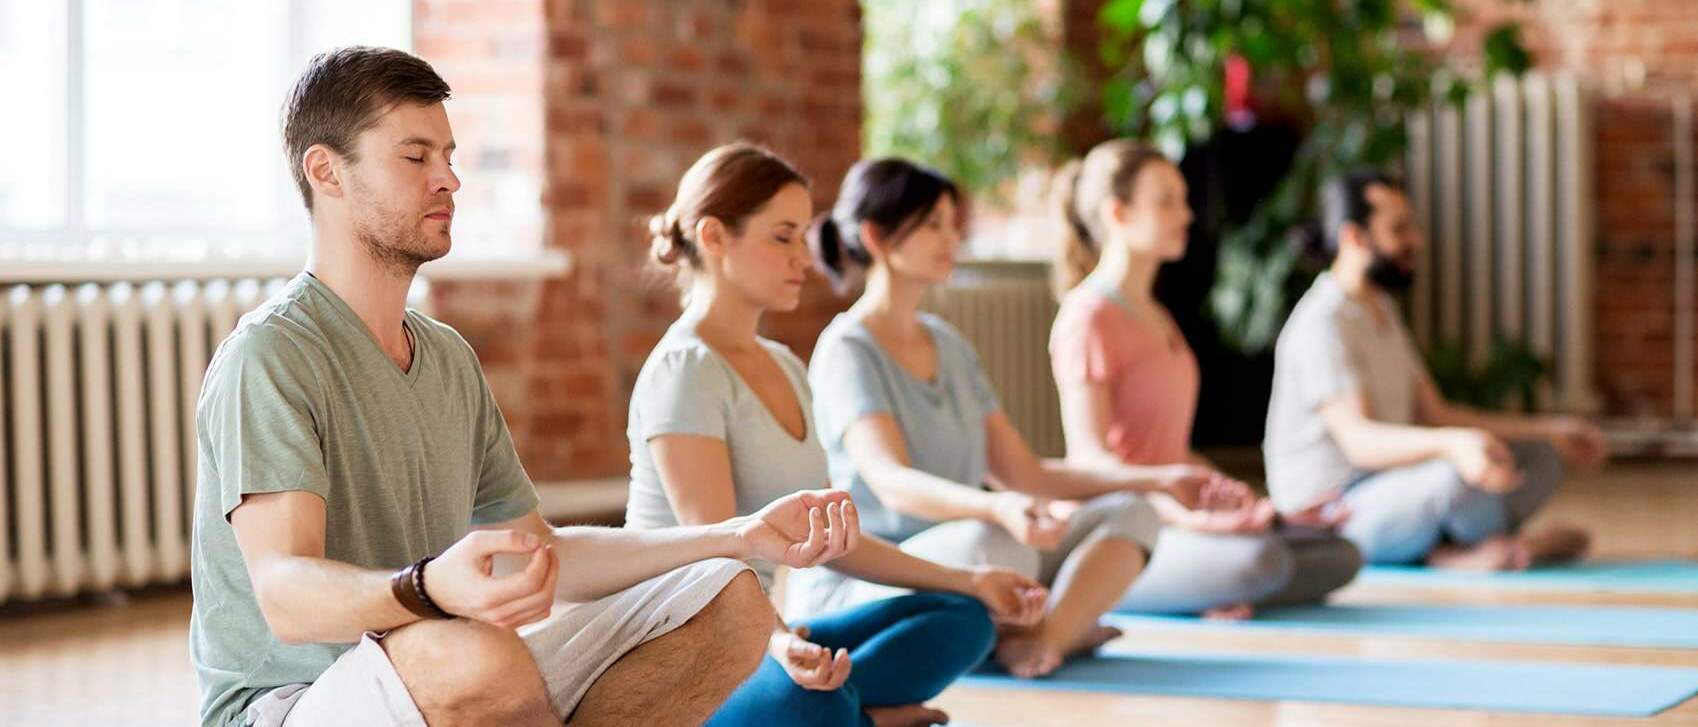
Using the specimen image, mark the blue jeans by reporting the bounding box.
[706,591,995,727]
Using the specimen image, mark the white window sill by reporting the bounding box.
[0,248,572,284]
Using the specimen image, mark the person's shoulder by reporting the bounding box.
[206,290,327,382]
[1287,276,1354,330]
[810,314,878,362]
[758,336,808,374]
[407,309,476,357]
[1054,287,1123,332]
[918,312,983,364]
[639,329,731,387]
[813,313,866,348]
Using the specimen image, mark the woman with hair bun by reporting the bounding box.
[625,142,1047,727]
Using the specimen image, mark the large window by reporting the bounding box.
[0,0,410,259]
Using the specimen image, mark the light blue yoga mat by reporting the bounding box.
[1358,559,1698,594]
[1109,603,1698,649]
[961,651,1698,716]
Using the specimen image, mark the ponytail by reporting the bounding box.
[1048,139,1169,300]
[1051,159,1098,297]
[811,157,960,297]
[807,212,872,294]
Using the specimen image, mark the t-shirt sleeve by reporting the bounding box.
[809,336,897,448]
[1049,297,1123,385]
[198,325,333,519]
[469,364,541,526]
[1292,317,1365,412]
[636,348,735,442]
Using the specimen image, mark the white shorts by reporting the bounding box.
[241,558,750,726]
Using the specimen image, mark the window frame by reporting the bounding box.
[0,0,413,255]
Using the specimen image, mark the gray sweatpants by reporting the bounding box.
[785,492,1360,619]
[1114,526,1361,613]
[1339,439,1564,565]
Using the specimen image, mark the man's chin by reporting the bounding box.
[415,234,452,263]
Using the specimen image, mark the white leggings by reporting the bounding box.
[786,492,1360,619]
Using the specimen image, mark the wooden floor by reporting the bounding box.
[2,460,1695,726]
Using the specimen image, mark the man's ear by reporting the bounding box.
[302,144,345,205]
[1338,220,1369,253]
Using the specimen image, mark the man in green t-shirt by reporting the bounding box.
[189,46,858,727]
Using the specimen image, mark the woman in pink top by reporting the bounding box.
[1049,139,1362,617]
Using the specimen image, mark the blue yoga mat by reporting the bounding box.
[1358,559,1698,594]
[961,651,1698,716]
[1109,603,1698,649]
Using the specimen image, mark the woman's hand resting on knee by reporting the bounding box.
[733,490,861,570]
[1281,493,1352,530]
[962,567,1047,626]
[770,625,852,691]
[991,492,1072,550]
[1149,474,1277,535]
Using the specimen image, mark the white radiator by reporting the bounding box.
[922,261,1065,458]
[1404,72,1600,413]
[0,278,285,604]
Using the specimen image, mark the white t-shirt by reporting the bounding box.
[623,323,828,588]
[1263,272,1428,512]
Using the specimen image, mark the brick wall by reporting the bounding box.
[415,0,861,483]
[1053,0,1698,418]
[1447,0,1697,418]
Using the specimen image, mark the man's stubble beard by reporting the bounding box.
[351,195,449,278]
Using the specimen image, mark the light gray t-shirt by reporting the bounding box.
[1263,272,1427,512]
[809,313,1001,542]
[189,274,538,727]
[623,324,828,587]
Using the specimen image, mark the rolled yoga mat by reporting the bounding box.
[1108,603,1698,649]
[1356,559,1698,594]
[961,651,1698,717]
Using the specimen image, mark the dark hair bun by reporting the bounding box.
[648,212,690,266]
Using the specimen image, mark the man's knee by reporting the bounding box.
[384,617,548,715]
[1510,439,1564,498]
[690,570,772,675]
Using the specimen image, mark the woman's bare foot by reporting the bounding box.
[994,631,1063,679]
[1203,603,1255,621]
[1426,535,1528,571]
[866,704,949,727]
[995,623,1121,679]
[1522,524,1591,564]
[1066,623,1123,656]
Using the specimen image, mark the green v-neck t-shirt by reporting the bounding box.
[189,273,539,726]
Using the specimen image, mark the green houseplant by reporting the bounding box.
[1096,0,1536,353]
[862,0,1076,199]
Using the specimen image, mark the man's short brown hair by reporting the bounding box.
[282,46,451,211]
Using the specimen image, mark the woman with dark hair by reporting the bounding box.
[796,157,1236,679]
[1050,139,1362,619]
[625,142,1046,727]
